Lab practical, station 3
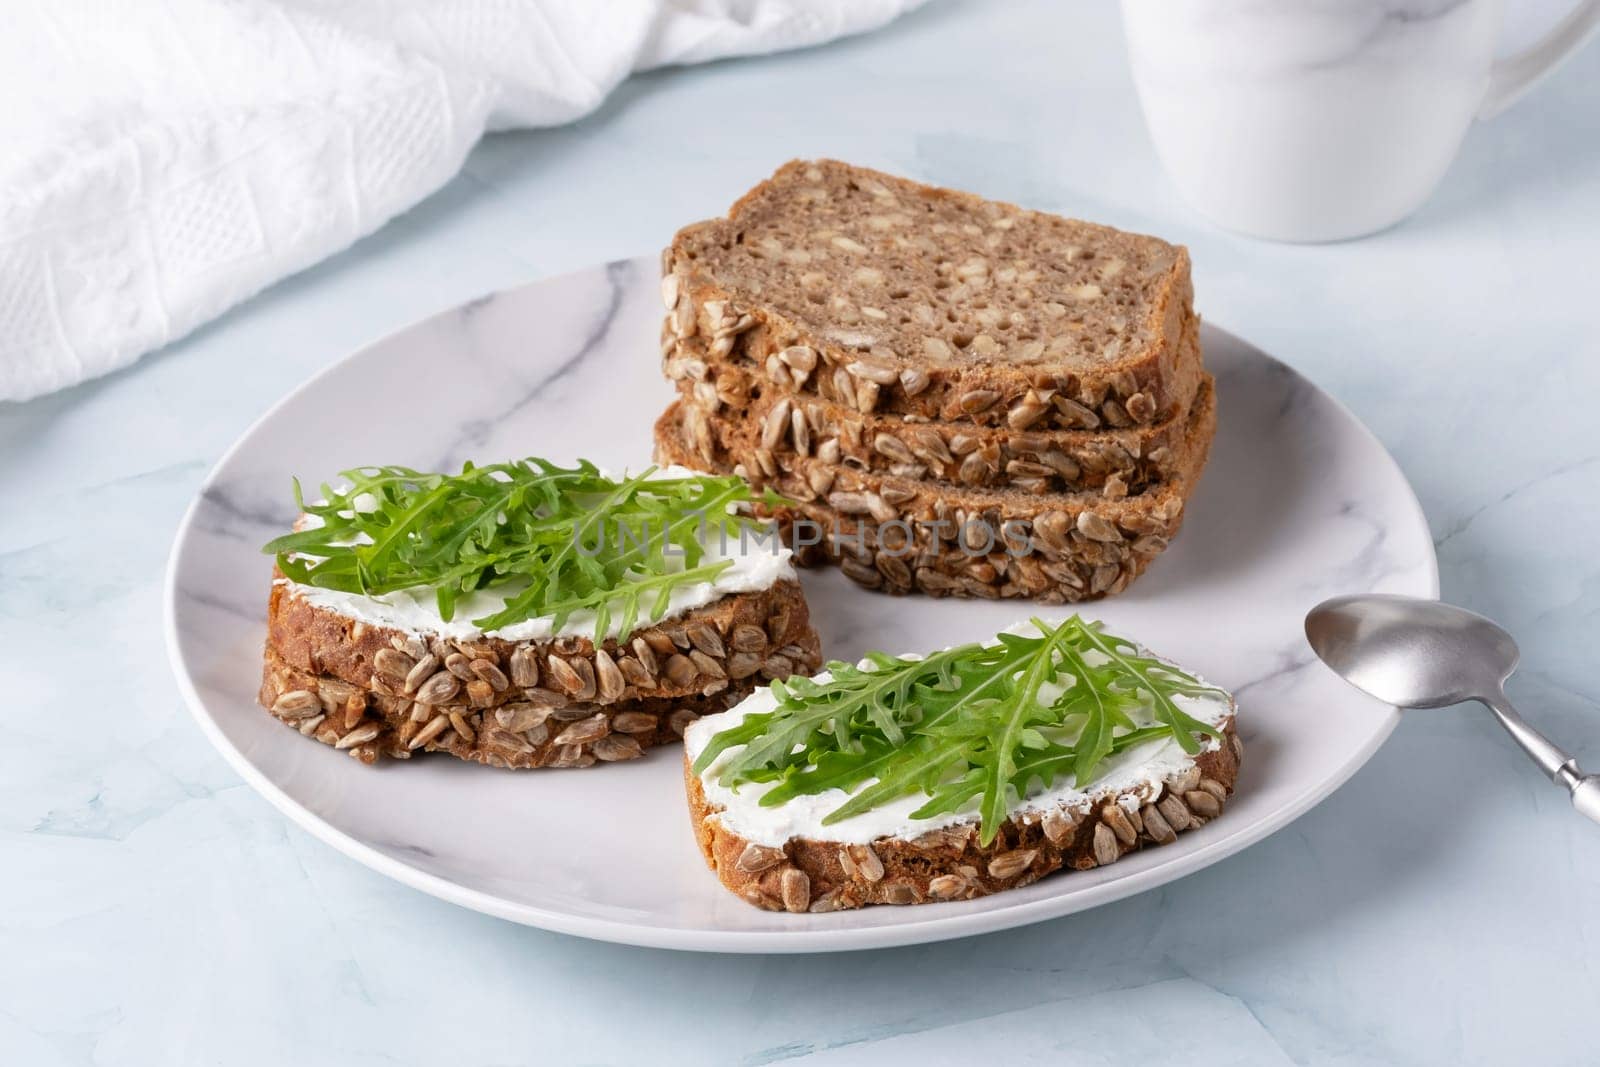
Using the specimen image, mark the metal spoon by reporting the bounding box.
[1305,593,1600,824]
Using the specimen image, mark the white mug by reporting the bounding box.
[1121,0,1600,242]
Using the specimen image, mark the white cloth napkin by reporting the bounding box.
[0,0,925,402]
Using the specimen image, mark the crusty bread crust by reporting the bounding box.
[268,577,818,709]
[665,313,1206,497]
[260,578,823,767]
[664,160,1195,430]
[259,646,796,769]
[685,717,1240,911]
[653,379,1216,601]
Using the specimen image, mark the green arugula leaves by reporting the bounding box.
[263,459,770,641]
[693,617,1228,845]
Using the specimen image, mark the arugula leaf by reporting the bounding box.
[262,459,770,641]
[701,617,1230,845]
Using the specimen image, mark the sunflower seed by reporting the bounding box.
[495,703,550,732]
[593,650,626,702]
[1042,807,1078,846]
[1093,823,1120,865]
[508,647,540,688]
[846,358,898,385]
[1126,392,1157,422]
[444,710,474,743]
[548,744,596,769]
[854,379,880,413]
[409,714,450,750]
[664,653,697,688]
[470,658,509,691]
[790,409,811,456]
[1031,511,1072,554]
[547,656,583,696]
[521,687,569,709]
[1185,790,1221,818]
[668,709,698,737]
[297,714,326,736]
[391,633,428,660]
[806,465,835,497]
[735,843,785,873]
[957,453,991,486]
[372,648,415,684]
[1170,766,1201,794]
[272,690,320,718]
[761,398,793,451]
[1103,805,1137,847]
[1141,803,1176,844]
[831,367,856,408]
[809,889,849,913]
[988,849,1037,880]
[413,672,460,706]
[403,654,439,694]
[341,691,367,729]
[440,652,473,681]
[334,723,381,750]
[844,844,884,882]
[689,650,725,679]
[619,657,654,690]
[927,873,972,900]
[685,622,724,658]
[903,427,953,466]
[726,624,766,654]
[877,881,914,905]
[593,734,643,762]
[780,344,817,372]
[610,711,658,735]
[630,637,659,676]
[900,368,933,396]
[1076,511,1123,543]
[1156,794,1195,833]
[957,389,1000,415]
[872,433,915,465]
[1008,390,1052,430]
[1198,777,1228,802]
[780,868,811,912]
[553,714,609,746]
[761,654,795,679]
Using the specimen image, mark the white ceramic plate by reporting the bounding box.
[165,256,1437,953]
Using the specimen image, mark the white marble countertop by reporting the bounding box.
[4,2,1598,1064]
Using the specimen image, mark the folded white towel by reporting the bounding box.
[0,0,925,401]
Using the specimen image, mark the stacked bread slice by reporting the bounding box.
[655,160,1215,601]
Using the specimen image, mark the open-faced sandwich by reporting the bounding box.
[684,617,1239,911]
[257,458,821,767]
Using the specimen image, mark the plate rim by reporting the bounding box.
[163,263,1439,953]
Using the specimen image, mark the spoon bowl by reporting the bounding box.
[1306,593,1600,825]
[1304,593,1520,709]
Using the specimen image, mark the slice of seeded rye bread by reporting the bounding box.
[260,646,793,769]
[684,714,1242,912]
[266,576,821,715]
[662,300,1205,441]
[654,380,1216,601]
[669,318,1207,498]
[662,159,1195,431]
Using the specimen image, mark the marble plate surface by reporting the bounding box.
[164,256,1437,953]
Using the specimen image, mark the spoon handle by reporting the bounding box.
[1486,694,1600,825]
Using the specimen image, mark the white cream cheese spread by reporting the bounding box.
[684,623,1232,847]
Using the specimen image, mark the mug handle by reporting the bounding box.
[1478,0,1600,118]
